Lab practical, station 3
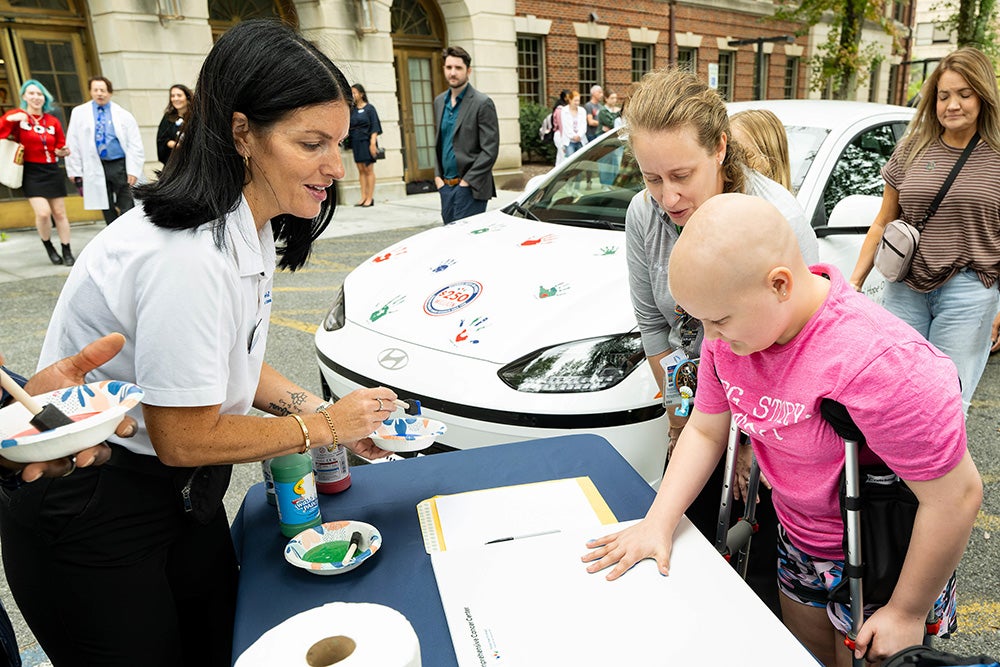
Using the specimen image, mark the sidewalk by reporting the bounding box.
[0,188,524,284]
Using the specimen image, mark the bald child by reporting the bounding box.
[582,194,982,666]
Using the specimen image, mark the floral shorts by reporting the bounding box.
[775,524,957,637]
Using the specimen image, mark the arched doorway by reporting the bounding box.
[208,0,298,40]
[0,0,94,226]
[391,0,445,183]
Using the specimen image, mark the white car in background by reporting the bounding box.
[316,100,915,485]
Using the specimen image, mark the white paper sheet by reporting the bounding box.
[431,519,820,665]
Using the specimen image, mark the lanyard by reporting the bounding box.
[28,113,53,163]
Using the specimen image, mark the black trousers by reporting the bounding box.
[678,455,782,618]
[0,451,237,666]
[99,158,135,224]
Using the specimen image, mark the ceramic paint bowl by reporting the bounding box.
[369,417,446,453]
[0,381,144,463]
[284,520,382,576]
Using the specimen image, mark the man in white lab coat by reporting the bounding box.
[65,77,145,224]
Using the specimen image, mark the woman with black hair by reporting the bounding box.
[348,83,382,206]
[0,20,395,666]
[155,83,192,164]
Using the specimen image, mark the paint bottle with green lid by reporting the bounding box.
[270,453,322,537]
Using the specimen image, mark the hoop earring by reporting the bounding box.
[243,154,250,169]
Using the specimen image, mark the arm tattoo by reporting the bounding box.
[268,391,309,416]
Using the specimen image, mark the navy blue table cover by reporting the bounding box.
[230,434,657,666]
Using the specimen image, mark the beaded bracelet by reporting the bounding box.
[318,407,338,448]
[290,413,310,454]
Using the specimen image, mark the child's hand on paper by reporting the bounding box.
[581,519,675,581]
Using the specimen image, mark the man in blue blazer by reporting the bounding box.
[433,46,499,224]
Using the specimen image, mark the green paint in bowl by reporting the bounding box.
[302,540,352,563]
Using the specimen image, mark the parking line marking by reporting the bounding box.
[974,510,1000,533]
[269,315,317,335]
[957,600,1000,634]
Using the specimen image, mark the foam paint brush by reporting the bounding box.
[394,398,422,416]
[0,367,75,432]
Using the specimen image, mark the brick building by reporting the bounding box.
[514,0,914,108]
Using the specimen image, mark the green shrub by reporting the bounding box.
[519,101,557,164]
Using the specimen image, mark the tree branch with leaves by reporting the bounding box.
[774,0,899,99]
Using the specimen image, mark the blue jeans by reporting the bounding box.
[882,269,999,413]
[564,141,583,158]
[439,183,487,225]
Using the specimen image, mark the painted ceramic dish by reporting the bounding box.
[284,520,381,576]
[0,381,144,463]
[369,417,446,453]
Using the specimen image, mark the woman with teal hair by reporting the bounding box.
[0,79,74,265]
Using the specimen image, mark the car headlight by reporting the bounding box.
[322,285,346,331]
[498,333,645,393]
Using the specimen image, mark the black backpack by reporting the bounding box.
[884,646,999,667]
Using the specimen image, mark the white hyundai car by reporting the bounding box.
[316,100,915,485]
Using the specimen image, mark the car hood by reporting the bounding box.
[344,212,635,364]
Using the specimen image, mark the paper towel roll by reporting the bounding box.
[236,602,421,667]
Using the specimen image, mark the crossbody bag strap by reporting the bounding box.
[917,130,980,231]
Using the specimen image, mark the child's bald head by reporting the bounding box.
[668,193,818,355]
[670,193,805,296]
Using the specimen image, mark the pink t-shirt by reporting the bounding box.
[695,264,967,559]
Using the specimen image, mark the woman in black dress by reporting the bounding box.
[156,84,192,165]
[348,84,382,207]
[0,80,73,265]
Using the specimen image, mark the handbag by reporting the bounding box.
[375,145,385,160]
[0,137,24,190]
[874,131,979,282]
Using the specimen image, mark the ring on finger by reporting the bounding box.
[61,456,77,478]
[376,397,384,412]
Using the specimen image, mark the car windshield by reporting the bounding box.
[517,132,643,230]
[785,125,830,194]
[512,123,831,228]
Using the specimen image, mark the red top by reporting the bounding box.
[0,109,66,164]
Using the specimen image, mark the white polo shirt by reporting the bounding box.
[38,196,276,457]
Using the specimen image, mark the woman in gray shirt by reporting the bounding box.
[622,68,817,614]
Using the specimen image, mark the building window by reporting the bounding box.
[783,57,799,99]
[868,62,880,102]
[717,52,734,101]
[677,47,697,74]
[579,40,603,95]
[887,63,900,105]
[932,23,952,42]
[822,77,834,100]
[892,0,908,22]
[631,44,653,82]
[517,35,545,105]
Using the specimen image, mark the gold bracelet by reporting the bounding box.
[290,414,310,454]
[318,407,338,448]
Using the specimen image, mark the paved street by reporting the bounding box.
[1,186,998,663]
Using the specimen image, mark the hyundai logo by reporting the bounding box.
[378,348,409,370]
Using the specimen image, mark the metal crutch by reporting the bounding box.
[841,430,866,667]
[715,418,761,579]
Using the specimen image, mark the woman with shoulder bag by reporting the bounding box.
[849,46,1000,414]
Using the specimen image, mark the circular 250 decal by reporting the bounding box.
[423,281,483,316]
